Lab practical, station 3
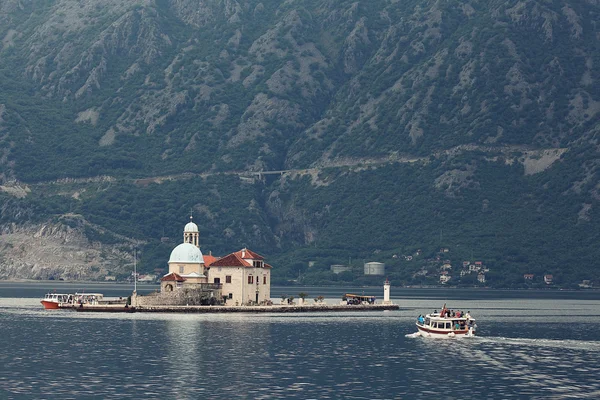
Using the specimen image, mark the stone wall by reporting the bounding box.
[133,287,222,306]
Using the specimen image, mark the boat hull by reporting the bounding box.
[416,324,474,338]
[40,300,60,310]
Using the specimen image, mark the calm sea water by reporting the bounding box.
[1,282,600,399]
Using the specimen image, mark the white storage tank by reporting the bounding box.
[364,262,385,275]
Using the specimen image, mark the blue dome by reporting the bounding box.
[169,243,204,264]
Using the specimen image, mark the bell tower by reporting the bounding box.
[183,216,200,248]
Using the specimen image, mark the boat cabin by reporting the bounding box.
[74,293,104,305]
[416,312,476,337]
[43,293,72,303]
[344,294,376,305]
[423,316,469,331]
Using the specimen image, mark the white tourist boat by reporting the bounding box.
[415,306,476,338]
[40,292,104,309]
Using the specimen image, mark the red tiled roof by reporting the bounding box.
[203,254,219,266]
[264,263,273,269]
[209,253,252,267]
[234,248,264,260]
[161,272,186,282]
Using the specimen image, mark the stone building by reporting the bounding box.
[134,217,272,306]
[209,248,272,306]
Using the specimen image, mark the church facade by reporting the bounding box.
[158,217,272,305]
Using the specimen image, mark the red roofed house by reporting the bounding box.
[209,248,272,305]
[439,270,451,284]
[203,252,219,267]
[160,272,186,292]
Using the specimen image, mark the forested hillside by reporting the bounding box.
[0,0,599,288]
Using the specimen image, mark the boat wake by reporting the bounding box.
[406,333,600,349]
[473,335,600,351]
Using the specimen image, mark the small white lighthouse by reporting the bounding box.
[383,278,392,305]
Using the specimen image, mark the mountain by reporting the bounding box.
[0,0,599,288]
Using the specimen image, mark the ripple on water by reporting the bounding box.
[2,298,600,398]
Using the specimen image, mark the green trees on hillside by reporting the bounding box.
[0,1,599,287]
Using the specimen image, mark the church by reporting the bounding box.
[158,217,272,306]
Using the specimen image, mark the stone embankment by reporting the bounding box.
[73,303,399,313]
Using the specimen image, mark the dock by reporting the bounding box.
[72,303,400,313]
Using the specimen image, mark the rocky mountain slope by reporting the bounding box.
[0,214,136,280]
[0,0,598,284]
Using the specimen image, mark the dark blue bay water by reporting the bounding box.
[1,283,600,399]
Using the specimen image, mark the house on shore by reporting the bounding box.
[209,248,272,306]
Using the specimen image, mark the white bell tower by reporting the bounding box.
[183,216,200,248]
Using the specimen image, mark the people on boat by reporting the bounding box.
[416,306,476,337]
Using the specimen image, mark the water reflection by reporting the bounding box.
[162,317,204,398]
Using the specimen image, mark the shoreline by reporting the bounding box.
[2,280,597,291]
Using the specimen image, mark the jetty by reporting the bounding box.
[73,303,399,313]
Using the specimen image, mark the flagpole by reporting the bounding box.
[134,248,137,293]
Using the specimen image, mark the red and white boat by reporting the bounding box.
[40,293,74,309]
[415,306,476,338]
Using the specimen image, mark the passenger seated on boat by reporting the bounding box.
[454,322,460,330]
[418,315,425,324]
